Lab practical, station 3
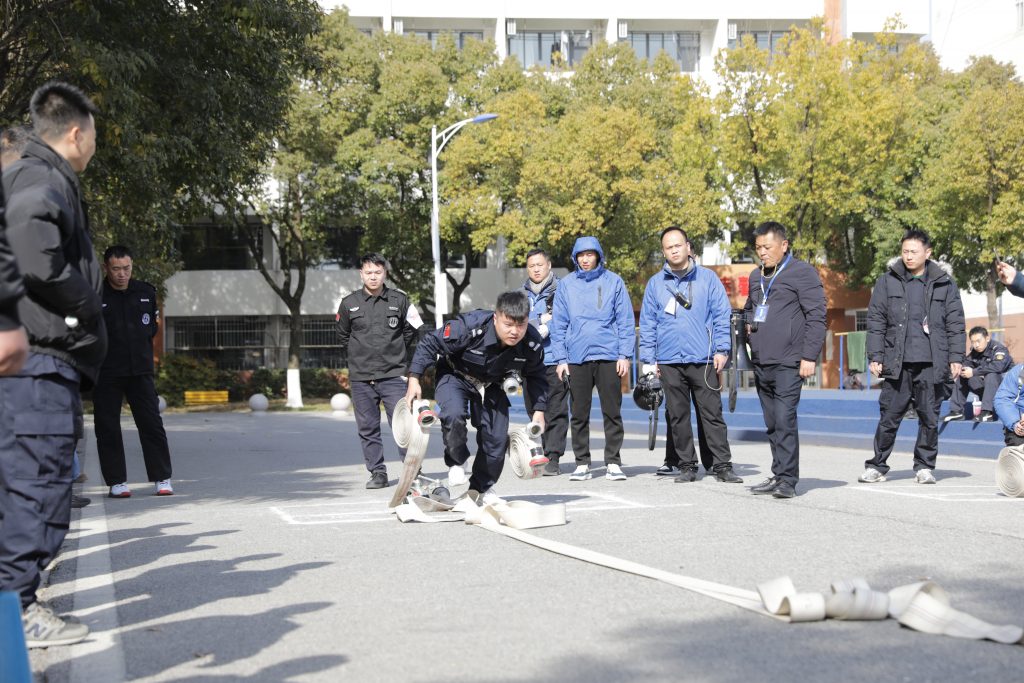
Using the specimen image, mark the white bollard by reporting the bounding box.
[249,393,269,414]
[330,393,352,418]
[157,395,167,413]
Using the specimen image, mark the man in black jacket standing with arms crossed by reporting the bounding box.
[95,245,173,498]
[0,82,107,647]
[744,222,826,499]
[860,230,965,485]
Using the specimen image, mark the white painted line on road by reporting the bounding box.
[270,490,691,525]
[70,492,127,682]
[847,486,1024,502]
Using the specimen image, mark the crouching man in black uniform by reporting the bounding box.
[404,291,547,502]
[942,326,1013,423]
[94,246,173,498]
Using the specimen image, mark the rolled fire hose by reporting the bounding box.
[996,446,1024,497]
[507,422,547,479]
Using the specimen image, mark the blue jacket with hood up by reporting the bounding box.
[639,260,731,364]
[549,236,635,365]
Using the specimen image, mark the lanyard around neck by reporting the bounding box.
[760,253,792,304]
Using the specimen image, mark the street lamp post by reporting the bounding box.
[430,113,498,328]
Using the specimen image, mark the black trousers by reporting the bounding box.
[753,363,804,486]
[350,377,407,473]
[660,364,732,471]
[866,362,938,474]
[0,354,81,608]
[435,373,509,493]
[568,361,624,466]
[948,373,1002,414]
[665,387,710,468]
[93,373,172,486]
[523,365,570,460]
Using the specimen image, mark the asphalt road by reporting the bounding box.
[27,408,1024,682]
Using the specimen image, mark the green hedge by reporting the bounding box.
[155,355,351,406]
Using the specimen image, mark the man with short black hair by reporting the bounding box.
[943,326,1012,423]
[743,222,826,499]
[0,81,106,647]
[521,248,569,475]
[639,226,741,483]
[861,229,965,485]
[336,253,423,489]
[94,245,173,498]
[405,291,547,502]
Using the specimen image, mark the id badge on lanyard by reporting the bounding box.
[753,304,769,323]
[756,254,792,324]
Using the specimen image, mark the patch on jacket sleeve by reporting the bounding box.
[996,352,1006,360]
[443,323,452,339]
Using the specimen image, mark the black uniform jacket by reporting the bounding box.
[336,284,420,382]
[100,279,159,376]
[964,340,1013,377]
[0,180,25,331]
[409,309,549,412]
[1,136,106,385]
[866,259,965,384]
[743,256,827,366]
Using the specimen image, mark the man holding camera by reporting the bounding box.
[639,227,741,483]
[404,291,547,502]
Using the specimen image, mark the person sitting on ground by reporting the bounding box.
[942,326,1013,423]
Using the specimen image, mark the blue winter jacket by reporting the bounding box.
[523,273,559,366]
[550,236,635,364]
[639,261,731,364]
[994,364,1024,431]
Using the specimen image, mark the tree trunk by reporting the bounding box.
[285,304,304,408]
[447,252,473,316]
[986,267,1000,332]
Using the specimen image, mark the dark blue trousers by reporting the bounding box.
[350,377,407,473]
[0,353,82,608]
[435,373,509,493]
[753,363,804,486]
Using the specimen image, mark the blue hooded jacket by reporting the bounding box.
[550,236,635,364]
[639,260,731,364]
[522,272,559,366]
[994,364,1024,431]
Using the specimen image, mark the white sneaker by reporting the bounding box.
[569,465,592,481]
[108,483,132,498]
[606,464,627,481]
[155,479,174,496]
[858,468,886,483]
[915,469,937,484]
[448,465,467,486]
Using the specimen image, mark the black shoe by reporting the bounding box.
[366,470,388,489]
[976,410,996,422]
[942,411,964,422]
[714,467,743,483]
[543,459,561,476]
[70,494,91,509]
[673,467,698,483]
[772,481,796,499]
[750,476,779,494]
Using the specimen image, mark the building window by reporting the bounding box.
[626,31,700,71]
[178,223,253,270]
[729,30,790,57]
[412,30,484,50]
[301,316,346,369]
[855,310,868,332]
[508,30,592,69]
[171,316,268,369]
